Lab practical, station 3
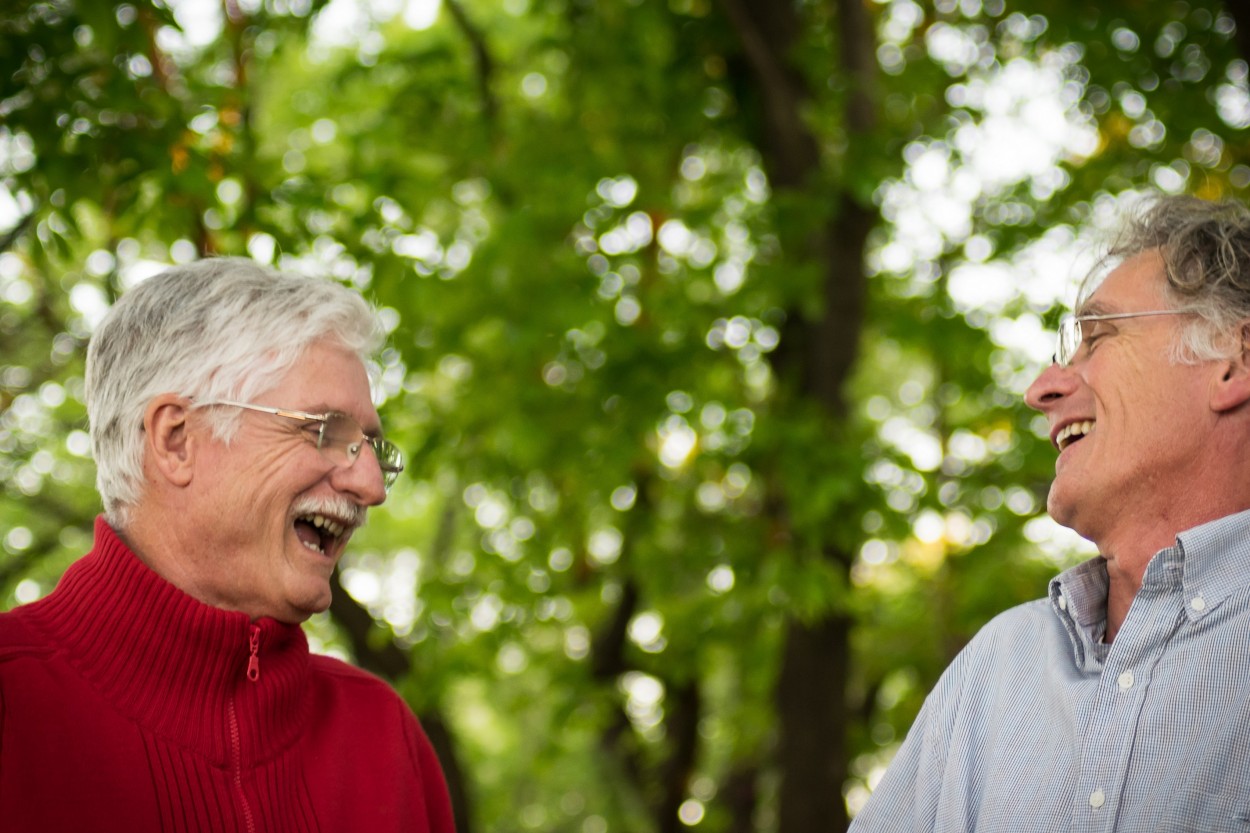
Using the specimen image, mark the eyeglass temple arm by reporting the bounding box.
[203,399,325,424]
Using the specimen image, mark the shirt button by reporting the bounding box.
[1090,789,1106,809]
[1057,595,1068,610]
[1191,596,1207,612]
[1117,671,1134,691]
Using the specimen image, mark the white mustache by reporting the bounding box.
[290,495,367,530]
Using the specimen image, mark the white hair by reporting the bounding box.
[85,257,383,528]
[1084,195,1250,364]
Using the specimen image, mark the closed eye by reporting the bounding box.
[1081,323,1115,351]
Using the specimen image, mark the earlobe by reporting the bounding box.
[145,394,196,487]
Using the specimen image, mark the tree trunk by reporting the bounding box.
[719,0,878,829]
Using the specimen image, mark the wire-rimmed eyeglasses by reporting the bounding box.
[196,399,404,491]
[1053,309,1192,367]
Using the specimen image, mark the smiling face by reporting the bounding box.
[1025,250,1222,543]
[178,339,388,622]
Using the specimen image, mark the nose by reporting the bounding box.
[1024,361,1077,413]
[330,445,388,507]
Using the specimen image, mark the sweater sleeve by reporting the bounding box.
[400,703,456,833]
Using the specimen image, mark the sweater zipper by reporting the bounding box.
[247,624,261,682]
[229,624,261,833]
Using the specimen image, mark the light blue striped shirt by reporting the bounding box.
[851,509,1250,833]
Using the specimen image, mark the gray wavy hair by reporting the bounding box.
[1092,194,1250,362]
[86,257,383,528]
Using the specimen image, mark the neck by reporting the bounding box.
[1096,493,1250,642]
[120,502,220,611]
[1102,557,1141,644]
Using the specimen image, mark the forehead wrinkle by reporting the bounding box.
[1075,299,1116,318]
[1075,276,1117,318]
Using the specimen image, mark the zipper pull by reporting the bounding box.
[247,624,261,682]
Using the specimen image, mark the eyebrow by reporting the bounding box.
[1074,300,1118,317]
[307,403,384,438]
[345,414,385,439]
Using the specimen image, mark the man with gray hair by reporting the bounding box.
[0,258,455,832]
[852,195,1250,832]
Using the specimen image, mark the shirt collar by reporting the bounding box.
[1174,506,1250,619]
[1049,507,1250,667]
[1050,557,1109,672]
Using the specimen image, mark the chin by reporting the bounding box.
[274,578,334,623]
[1046,485,1079,531]
[273,602,325,625]
[299,587,334,618]
[1047,492,1102,546]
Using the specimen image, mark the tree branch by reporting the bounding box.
[716,0,819,187]
[655,680,701,833]
[589,578,649,793]
[0,210,35,254]
[1225,1,1250,68]
[444,0,499,125]
[834,0,877,135]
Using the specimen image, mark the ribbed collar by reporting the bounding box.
[24,517,313,767]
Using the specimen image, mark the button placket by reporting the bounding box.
[1072,578,1185,828]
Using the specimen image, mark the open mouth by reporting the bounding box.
[293,513,350,555]
[1056,420,1093,452]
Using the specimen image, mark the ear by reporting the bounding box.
[143,394,196,488]
[1211,324,1250,414]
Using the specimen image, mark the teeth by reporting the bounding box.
[297,513,349,546]
[1056,420,1093,451]
[312,515,346,537]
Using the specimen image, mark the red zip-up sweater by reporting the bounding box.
[0,517,456,833]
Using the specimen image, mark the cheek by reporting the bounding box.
[1087,366,1143,429]
[251,443,322,482]
[224,464,311,521]
[1094,373,1195,459]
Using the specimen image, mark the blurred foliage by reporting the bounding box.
[2,0,1248,831]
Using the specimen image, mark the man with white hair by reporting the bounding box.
[0,259,455,831]
[851,195,1250,831]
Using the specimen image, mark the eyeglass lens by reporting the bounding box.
[1056,318,1082,366]
[317,413,403,487]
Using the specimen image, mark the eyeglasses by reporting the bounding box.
[197,399,404,491]
[1053,309,1192,367]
